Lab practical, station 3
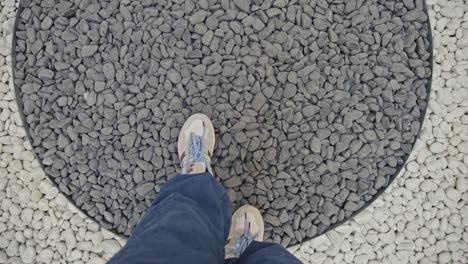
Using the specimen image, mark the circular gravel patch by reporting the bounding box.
[13,0,431,246]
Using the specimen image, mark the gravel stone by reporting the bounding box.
[189,10,207,24]
[167,69,182,84]
[81,45,99,58]
[40,16,53,30]
[103,63,115,80]
[206,63,222,75]
[234,0,251,12]
[37,69,54,79]
[252,92,266,111]
[136,182,155,196]
[284,84,297,99]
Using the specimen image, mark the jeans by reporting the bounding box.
[109,172,302,264]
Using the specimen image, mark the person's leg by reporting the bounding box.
[109,172,232,264]
[110,114,230,264]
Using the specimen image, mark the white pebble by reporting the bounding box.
[429,142,446,153]
[455,177,468,192]
[0,250,7,263]
[101,240,121,255]
[38,248,54,262]
[446,188,461,202]
[88,257,107,264]
[20,208,33,224]
[63,230,77,249]
[20,246,36,264]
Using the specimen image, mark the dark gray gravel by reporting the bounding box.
[14,0,431,246]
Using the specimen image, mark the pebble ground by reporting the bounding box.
[13,0,432,243]
[0,0,467,263]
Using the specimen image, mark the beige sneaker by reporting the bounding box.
[225,205,265,259]
[177,113,215,174]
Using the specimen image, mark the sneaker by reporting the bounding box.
[177,113,215,174]
[225,205,265,259]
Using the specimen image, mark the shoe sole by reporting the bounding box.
[177,113,216,161]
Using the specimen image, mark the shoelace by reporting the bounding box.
[226,213,258,258]
[183,127,213,174]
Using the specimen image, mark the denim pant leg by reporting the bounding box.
[109,172,232,264]
[226,241,303,264]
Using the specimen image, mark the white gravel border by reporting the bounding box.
[0,0,467,263]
